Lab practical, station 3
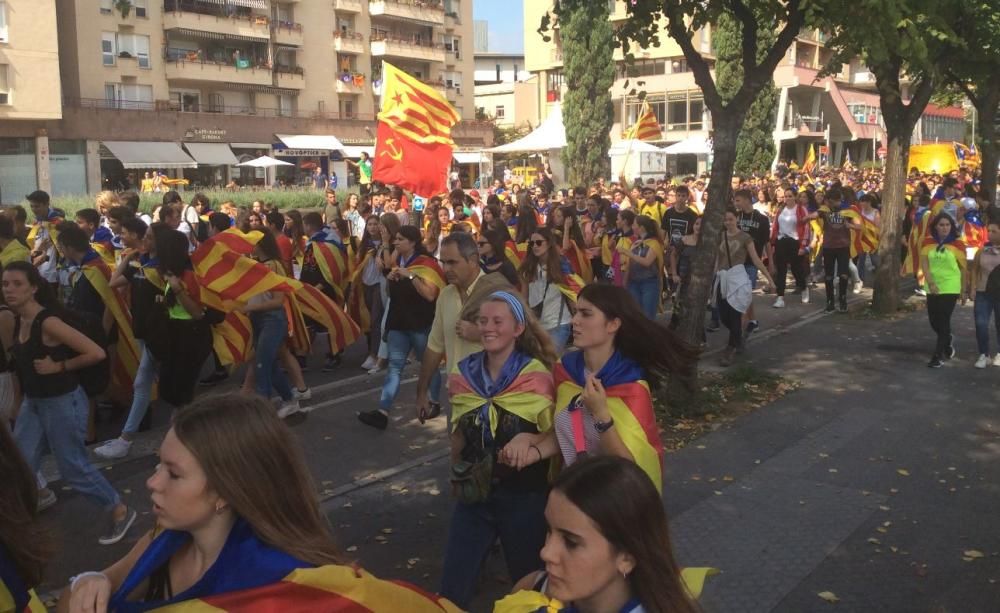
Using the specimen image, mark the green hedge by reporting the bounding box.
[46,189,357,216]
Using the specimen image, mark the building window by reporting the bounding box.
[546,70,564,102]
[105,83,153,109]
[100,0,112,15]
[102,32,117,65]
[170,90,200,112]
[621,61,664,78]
[118,34,151,68]
[495,105,505,119]
[668,58,689,74]
[496,64,501,83]
[340,98,354,119]
[277,94,292,117]
[0,1,8,43]
[0,64,9,105]
[133,0,147,18]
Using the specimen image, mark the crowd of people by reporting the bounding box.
[0,159,995,612]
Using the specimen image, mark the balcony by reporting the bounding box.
[272,22,304,46]
[162,10,271,40]
[275,66,305,89]
[336,73,367,94]
[370,35,446,63]
[334,31,366,54]
[368,0,444,26]
[784,111,825,134]
[445,85,460,103]
[444,11,460,29]
[165,59,273,86]
[333,0,363,12]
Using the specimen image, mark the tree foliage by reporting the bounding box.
[554,0,615,186]
[815,0,962,313]
[713,10,778,176]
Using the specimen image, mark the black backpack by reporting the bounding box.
[34,309,111,397]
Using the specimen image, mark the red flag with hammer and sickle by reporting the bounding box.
[373,62,460,197]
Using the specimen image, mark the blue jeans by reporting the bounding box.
[14,387,120,509]
[439,487,548,609]
[546,324,571,356]
[744,263,759,289]
[857,252,879,283]
[974,291,1000,355]
[628,276,660,319]
[252,309,293,401]
[122,342,158,435]
[380,328,439,412]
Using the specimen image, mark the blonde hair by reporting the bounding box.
[482,293,558,368]
[95,190,120,211]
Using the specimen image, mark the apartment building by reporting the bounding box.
[0,0,489,201]
[0,0,63,202]
[524,0,963,176]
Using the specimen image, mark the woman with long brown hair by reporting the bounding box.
[0,425,51,612]
[519,227,576,355]
[65,394,346,611]
[497,456,700,613]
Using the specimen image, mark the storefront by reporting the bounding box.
[101,141,198,190]
[182,142,240,189]
[0,138,37,205]
[272,134,346,189]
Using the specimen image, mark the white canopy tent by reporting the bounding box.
[609,140,665,182]
[663,136,712,155]
[237,156,294,168]
[488,107,567,153]
[609,140,662,156]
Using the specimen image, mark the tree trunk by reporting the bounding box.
[976,87,1000,209]
[677,116,741,346]
[872,122,912,314]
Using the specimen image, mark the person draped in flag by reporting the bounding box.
[506,284,697,494]
[478,228,521,287]
[358,226,444,431]
[300,212,349,372]
[603,209,635,287]
[495,457,704,613]
[106,206,135,262]
[818,188,863,313]
[74,208,117,266]
[619,215,664,320]
[921,213,967,368]
[519,228,581,356]
[439,291,557,608]
[25,191,63,287]
[551,206,593,283]
[67,394,462,613]
[855,193,882,288]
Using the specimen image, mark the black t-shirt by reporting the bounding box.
[736,210,770,264]
[386,276,436,331]
[66,274,105,323]
[662,207,699,247]
[123,261,159,340]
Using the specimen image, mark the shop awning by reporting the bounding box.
[230,142,271,149]
[453,151,484,165]
[183,143,239,166]
[275,134,345,151]
[103,141,197,169]
[342,145,374,158]
[170,28,267,43]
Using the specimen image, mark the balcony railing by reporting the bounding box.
[368,0,444,25]
[64,97,495,129]
[334,30,366,53]
[370,33,447,62]
[165,47,270,70]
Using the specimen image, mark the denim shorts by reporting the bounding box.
[744,263,758,289]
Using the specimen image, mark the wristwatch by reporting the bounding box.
[594,416,615,433]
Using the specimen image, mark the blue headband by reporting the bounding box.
[489,291,525,324]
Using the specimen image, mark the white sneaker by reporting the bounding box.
[975,354,990,369]
[801,287,810,304]
[293,387,312,400]
[853,282,863,294]
[94,437,132,460]
[992,354,1000,367]
[772,297,786,308]
[360,356,377,370]
[277,399,303,419]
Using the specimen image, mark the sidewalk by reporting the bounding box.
[666,299,1000,612]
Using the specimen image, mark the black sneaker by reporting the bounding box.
[426,402,442,420]
[825,301,835,313]
[706,321,720,332]
[99,506,137,545]
[199,370,229,387]
[322,353,342,372]
[357,409,388,430]
[744,320,760,336]
[927,356,944,368]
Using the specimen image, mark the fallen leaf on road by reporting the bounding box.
[890,546,898,553]
[878,505,890,511]
[897,469,910,476]
[963,550,985,560]
[818,453,829,458]
[890,488,899,494]
[828,468,839,473]
[723,475,734,482]
[346,545,358,552]
[428,488,441,496]
[876,527,888,534]
[867,538,881,545]
[713,490,722,496]
[381,528,394,534]
[817,591,840,603]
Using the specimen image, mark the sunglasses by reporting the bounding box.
[531,239,547,247]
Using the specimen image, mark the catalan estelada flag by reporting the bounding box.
[802,143,817,175]
[91,226,117,265]
[449,351,554,439]
[553,350,664,492]
[920,235,967,267]
[963,209,987,253]
[373,62,460,197]
[404,254,446,290]
[306,228,350,303]
[346,246,374,334]
[628,100,662,141]
[504,240,525,270]
[108,519,461,613]
[555,257,586,305]
[562,242,593,283]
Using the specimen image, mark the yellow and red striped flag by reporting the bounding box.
[373,62,460,197]
[802,143,817,175]
[628,101,662,142]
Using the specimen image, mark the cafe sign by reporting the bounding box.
[184,128,227,141]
